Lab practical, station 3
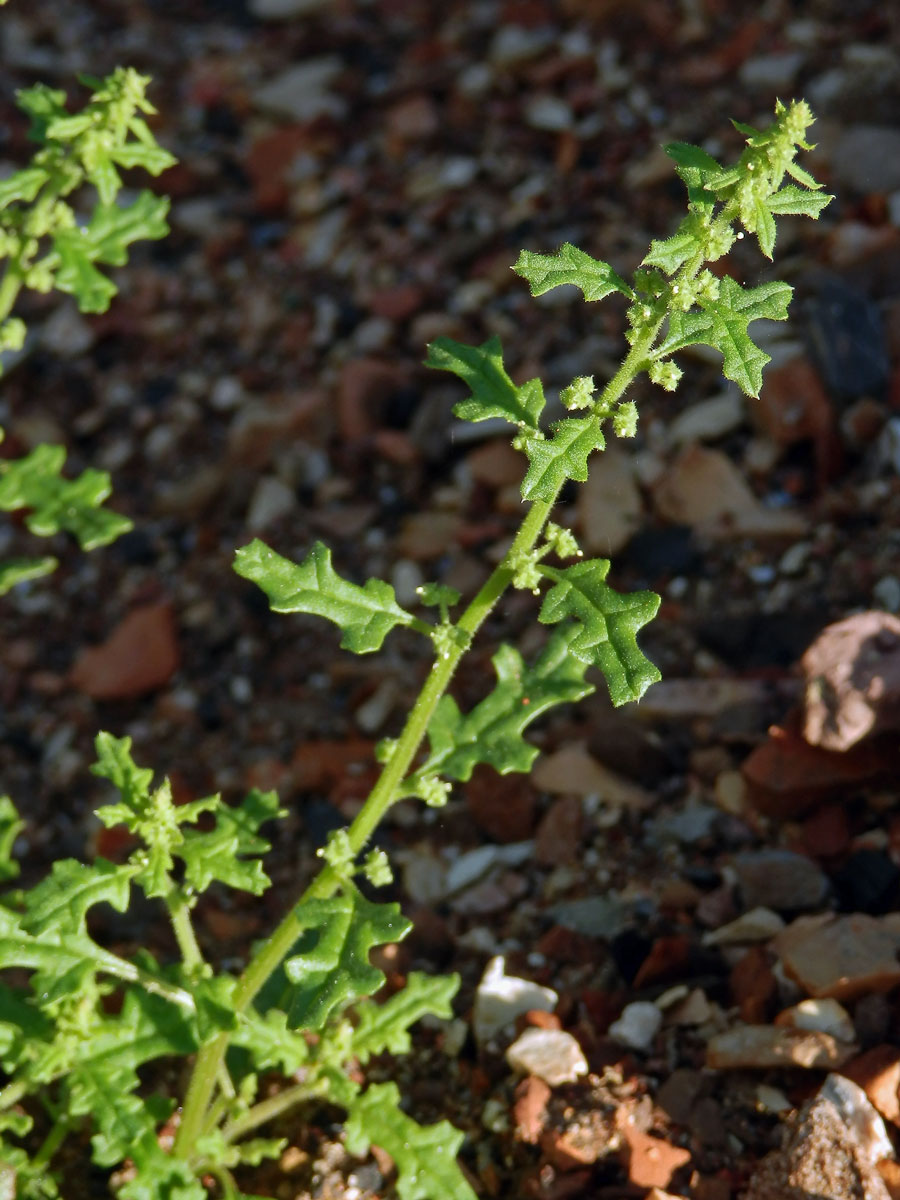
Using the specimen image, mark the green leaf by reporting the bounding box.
[345,1082,477,1200]
[663,141,723,208]
[0,443,132,549]
[0,556,58,595]
[643,225,698,275]
[0,166,49,209]
[520,415,605,502]
[91,732,155,813]
[654,276,793,398]
[424,336,545,430]
[765,184,833,219]
[353,971,459,1063]
[21,858,135,937]
[513,242,632,302]
[230,1008,311,1075]
[282,889,412,1031]
[234,539,415,654]
[539,559,661,706]
[111,142,177,175]
[412,625,594,783]
[178,789,285,896]
[0,903,177,1006]
[52,192,171,313]
[0,797,24,883]
[92,734,221,898]
[16,83,69,141]
[0,983,52,1070]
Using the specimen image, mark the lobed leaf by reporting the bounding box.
[654,276,793,398]
[230,1008,311,1075]
[0,443,132,549]
[21,858,136,938]
[520,414,605,502]
[352,971,459,1063]
[179,789,285,896]
[234,539,415,654]
[539,559,661,706]
[424,335,545,430]
[52,192,170,313]
[0,166,49,210]
[282,889,412,1031]
[513,242,632,302]
[345,1082,477,1200]
[412,625,594,784]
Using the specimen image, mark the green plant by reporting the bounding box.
[0,101,830,1198]
[0,67,175,592]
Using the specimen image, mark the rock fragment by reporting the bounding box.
[70,603,179,699]
[801,611,900,751]
[472,956,557,1044]
[732,849,829,912]
[707,1025,854,1070]
[506,1028,588,1087]
[608,1001,662,1053]
[777,914,900,1001]
[744,1074,893,1200]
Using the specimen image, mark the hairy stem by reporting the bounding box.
[174,327,659,1159]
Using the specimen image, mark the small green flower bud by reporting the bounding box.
[613,401,639,438]
[559,376,595,410]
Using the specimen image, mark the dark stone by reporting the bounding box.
[624,525,699,577]
[111,529,158,566]
[697,609,822,669]
[609,928,652,985]
[804,277,889,401]
[832,849,900,915]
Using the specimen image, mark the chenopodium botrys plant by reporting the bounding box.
[0,102,830,1200]
[0,67,175,593]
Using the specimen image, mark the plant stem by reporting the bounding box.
[30,1113,69,1173]
[220,1077,328,1145]
[0,266,22,327]
[167,889,204,972]
[174,328,659,1161]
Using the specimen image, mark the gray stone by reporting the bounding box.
[252,58,346,122]
[732,850,829,913]
[831,125,900,195]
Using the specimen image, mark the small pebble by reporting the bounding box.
[608,1001,663,1052]
[473,956,557,1044]
[506,1028,588,1086]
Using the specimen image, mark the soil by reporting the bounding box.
[2,1,900,1198]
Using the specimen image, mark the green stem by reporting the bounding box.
[174,329,658,1161]
[167,889,204,972]
[220,1077,328,1145]
[0,265,22,327]
[29,1113,69,1173]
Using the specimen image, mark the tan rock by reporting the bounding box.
[531,743,651,808]
[534,795,583,866]
[778,914,900,1002]
[652,444,807,538]
[576,443,642,555]
[70,603,178,699]
[744,1075,893,1200]
[801,612,900,751]
[706,1024,854,1070]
